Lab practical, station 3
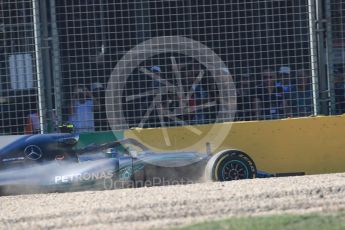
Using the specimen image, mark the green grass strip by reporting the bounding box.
[171,212,345,230]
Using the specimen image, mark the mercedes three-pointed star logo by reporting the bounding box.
[24,145,43,160]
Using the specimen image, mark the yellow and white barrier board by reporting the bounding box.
[125,115,345,175]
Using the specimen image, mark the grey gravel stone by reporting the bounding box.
[1,173,345,229]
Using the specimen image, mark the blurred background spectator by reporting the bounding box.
[92,82,109,131]
[24,111,40,134]
[292,70,313,117]
[235,69,260,121]
[68,86,94,132]
[277,66,295,117]
[256,68,288,120]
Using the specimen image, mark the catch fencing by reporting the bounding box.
[0,0,343,135]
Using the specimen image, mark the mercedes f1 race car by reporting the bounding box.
[0,133,259,195]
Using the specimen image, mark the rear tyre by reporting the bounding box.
[205,150,256,181]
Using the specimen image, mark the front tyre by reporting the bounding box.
[205,150,256,181]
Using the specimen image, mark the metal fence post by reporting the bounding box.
[40,0,54,132]
[325,0,336,115]
[315,0,331,115]
[50,0,63,128]
[309,0,320,115]
[32,0,46,133]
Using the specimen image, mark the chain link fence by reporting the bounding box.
[0,0,42,135]
[0,0,343,135]
[330,0,345,114]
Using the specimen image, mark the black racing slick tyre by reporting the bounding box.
[205,150,256,181]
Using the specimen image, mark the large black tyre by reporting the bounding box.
[205,150,256,181]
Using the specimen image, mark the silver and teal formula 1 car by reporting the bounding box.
[0,133,258,195]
